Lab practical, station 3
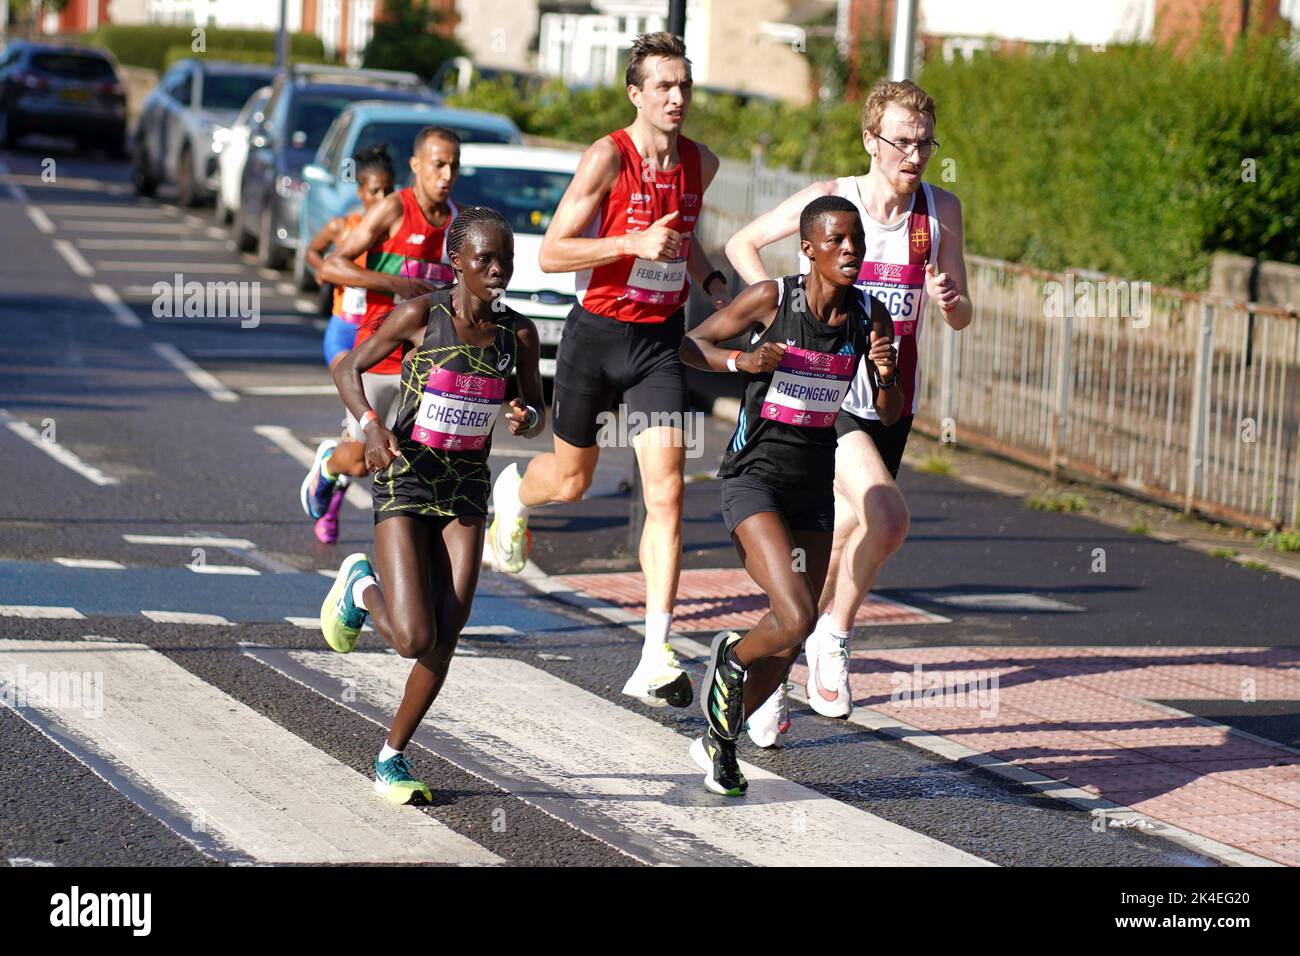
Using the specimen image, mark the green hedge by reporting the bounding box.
[94,26,327,73]
[160,45,330,72]
[449,30,1300,288]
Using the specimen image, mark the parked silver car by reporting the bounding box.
[133,59,277,206]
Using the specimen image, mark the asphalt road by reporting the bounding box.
[2,137,1297,868]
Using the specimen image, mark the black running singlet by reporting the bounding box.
[718,275,872,490]
[373,289,519,519]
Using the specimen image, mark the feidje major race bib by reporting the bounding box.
[624,237,690,305]
[760,346,856,428]
[411,367,505,452]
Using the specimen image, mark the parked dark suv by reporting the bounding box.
[234,65,435,270]
[0,42,127,155]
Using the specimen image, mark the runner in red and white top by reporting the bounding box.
[726,78,972,741]
[489,32,732,710]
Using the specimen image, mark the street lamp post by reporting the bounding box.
[275,0,288,69]
[889,0,918,81]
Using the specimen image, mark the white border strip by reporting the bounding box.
[151,343,238,403]
[0,408,119,486]
[52,239,94,277]
[90,283,143,329]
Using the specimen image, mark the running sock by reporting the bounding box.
[378,742,401,763]
[320,458,337,483]
[351,575,377,610]
[644,611,672,653]
[816,613,849,642]
[497,463,531,523]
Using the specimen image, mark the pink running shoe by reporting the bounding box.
[314,484,346,544]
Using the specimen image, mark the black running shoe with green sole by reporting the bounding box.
[690,728,748,796]
[703,630,745,740]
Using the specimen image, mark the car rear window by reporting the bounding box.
[203,73,275,111]
[287,95,374,151]
[32,53,116,80]
[452,166,574,236]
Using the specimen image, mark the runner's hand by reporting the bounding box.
[869,330,895,380]
[504,398,536,435]
[925,263,959,312]
[630,212,683,261]
[741,341,787,374]
[364,424,403,471]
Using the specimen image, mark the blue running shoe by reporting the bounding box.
[301,438,340,519]
[374,752,432,805]
[321,552,372,653]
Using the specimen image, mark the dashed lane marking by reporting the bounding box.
[0,408,120,486]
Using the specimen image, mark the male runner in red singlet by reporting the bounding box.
[489,32,732,709]
[726,79,972,743]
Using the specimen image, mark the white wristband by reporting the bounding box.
[524,405,539,430]
[726,355,739,373]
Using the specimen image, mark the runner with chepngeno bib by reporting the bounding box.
[679,196,901,796]
[725,79,972,743]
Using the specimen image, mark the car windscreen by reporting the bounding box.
[32,53,116,80]
[203,73,275,111]
[452,165,574,236]
[350,121,518,174]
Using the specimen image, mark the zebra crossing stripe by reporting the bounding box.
[250,648,992,868]
[0,640,499,865]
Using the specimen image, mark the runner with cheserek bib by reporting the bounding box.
[679,196,900,795]
[319,207,546,804]
[301,127,462,543]
[489,32,732,709]
[725,79,972,742]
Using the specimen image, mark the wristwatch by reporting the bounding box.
[877,372,898,389]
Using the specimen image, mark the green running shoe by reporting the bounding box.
[321,552,372,653]
[702,630,746,741]
[374,752,432,806]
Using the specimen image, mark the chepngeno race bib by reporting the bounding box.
[760,346,856,428]
[411,367,505,452]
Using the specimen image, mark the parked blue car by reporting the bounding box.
[293,101,523,290]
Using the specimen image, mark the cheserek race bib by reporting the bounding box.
[411,367,505,452]
[760,346,856,429]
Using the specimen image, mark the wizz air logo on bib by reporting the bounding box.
[455,373,486,395]
[878,263,905,282]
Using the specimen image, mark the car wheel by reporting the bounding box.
[106,132,130,160]
[176,144,197,207]
[293,243,318,292]
[259,203,289,270]
[232,195,257,252]
[132,139,157,196]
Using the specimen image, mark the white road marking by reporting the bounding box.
[140,611,234,625]
[74,238,227,251]
[188,565,261,576]
[921,592,1085,613]
[255,425,371,511]
[52,239,95,277]
[461,625,521,637]
[7,858,56,867]
[295,298,318,313]
[206,226,226,239]
[151,342,239,403]
[0,408,120,486]
[0,159,25,201]
[257,649,991,867]
[90,283,143,329]
[35,204,161,216]
[284,617,319,629]
[54,558,125,570]
[258,268,279,280]
[186,349,318,359]
[57,221,194,233]
[243,385,338,396]
[25,205,55,234]
[276,281,296,294]
[0,173,132,192]
[0,640,500,865]
[0,606,85,619]
[122,534,256,548]
[93,262,247,274]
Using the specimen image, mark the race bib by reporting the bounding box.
[400,259,454,284]
[760,346,856,428]
[411,367,505,452]
[624,237,691,304]
[858,260,925,337]
[340,286,366,323]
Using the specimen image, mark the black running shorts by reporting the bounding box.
[720,473,835,535]
[834,412,914,479]
[552,303,690,449]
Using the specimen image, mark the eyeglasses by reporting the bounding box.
[876,134,940,158]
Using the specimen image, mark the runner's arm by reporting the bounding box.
[931,189,972,331]
[679,281,781,372]
[332,298,428,422]
[866,296,905,426]
[304,215,345,274]
[503,317,546,439]
[724,179,838,286]
[318,193,415,297]
[537,138,627,274]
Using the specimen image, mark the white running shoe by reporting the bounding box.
[745,681,792,748]
[805,626,854,718]
[622,642,693,708]
[489,463,530,573]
